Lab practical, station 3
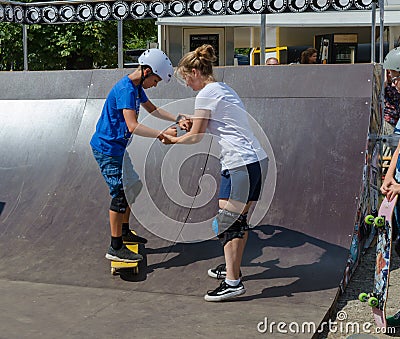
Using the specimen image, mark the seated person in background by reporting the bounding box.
[300,48,318,64]
[266,57,279,65]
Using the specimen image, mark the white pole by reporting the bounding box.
[379,0,384,64]
[260,14,266,65]
[23,24,28,71]
[371,2,376,63]
[118,20,123,68]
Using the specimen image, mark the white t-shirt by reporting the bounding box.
[195,82,268,170]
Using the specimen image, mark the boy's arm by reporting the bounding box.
[142,100,192,131]
[142,100,175,122]
[123,108,176,139]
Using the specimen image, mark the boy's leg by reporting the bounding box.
[121,153,147,244]
[122,207,130,225]
[110,210,123,237]
[91,148,142,263]
[120,206,148,244]
[106,192,142,262]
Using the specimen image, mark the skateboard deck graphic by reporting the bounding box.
[359,196,398,328]
[110,232,140,276]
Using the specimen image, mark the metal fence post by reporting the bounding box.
[23,24,28,71]
[118,20,123,68]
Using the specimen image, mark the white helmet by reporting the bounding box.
[383,47,400,71]
[138,49,174,83]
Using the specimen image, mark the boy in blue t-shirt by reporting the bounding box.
[90,49,189,263]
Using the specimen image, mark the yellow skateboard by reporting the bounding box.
[110,232,140,276]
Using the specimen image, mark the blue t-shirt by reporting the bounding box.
[90,75,148,156]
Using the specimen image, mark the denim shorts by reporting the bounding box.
[219,158,268,203]
[92,147,140,199]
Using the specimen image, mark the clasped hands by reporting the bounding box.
[158,114,193,144]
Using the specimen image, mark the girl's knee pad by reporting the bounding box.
[212,209,249,246]
[212,209,241,236]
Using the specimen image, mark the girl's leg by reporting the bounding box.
[223,233,248,280]
[220,200,253,281]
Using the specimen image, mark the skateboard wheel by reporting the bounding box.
[374,216,385,228]
[358,292,368,302]
[111,267,117,275]
[365,215,375,225]
[368,296,379,307]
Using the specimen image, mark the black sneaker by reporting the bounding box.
[105,244,143,263]
[387,310,400,327]
[208,264,242,279]
[204,280,246,302]
[122,230,148,244]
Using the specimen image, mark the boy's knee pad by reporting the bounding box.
[110,190,128,213]
[124,180,143,204]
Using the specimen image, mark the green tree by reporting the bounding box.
[0,19,157,70]
[0,23,23,70]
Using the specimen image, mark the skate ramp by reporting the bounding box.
[0,65,375,337]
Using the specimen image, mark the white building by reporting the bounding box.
[157,1,400,65]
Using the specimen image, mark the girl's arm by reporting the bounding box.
[162,109,210,144]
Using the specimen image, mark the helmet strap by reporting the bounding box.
[139,66,154,99]
[138,67,146,99]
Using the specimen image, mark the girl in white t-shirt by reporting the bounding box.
[163,44,268,302]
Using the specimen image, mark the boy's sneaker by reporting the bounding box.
[208,264,242,279]
[122,230,148,244]
[204,280,246,302]
[105,244,143,263]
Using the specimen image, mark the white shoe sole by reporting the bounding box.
[204,288,246,302]
[105,253,142,263]
[207,269,226,279]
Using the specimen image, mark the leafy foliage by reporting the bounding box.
[0,19,157,70]
[235,48,251,56]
